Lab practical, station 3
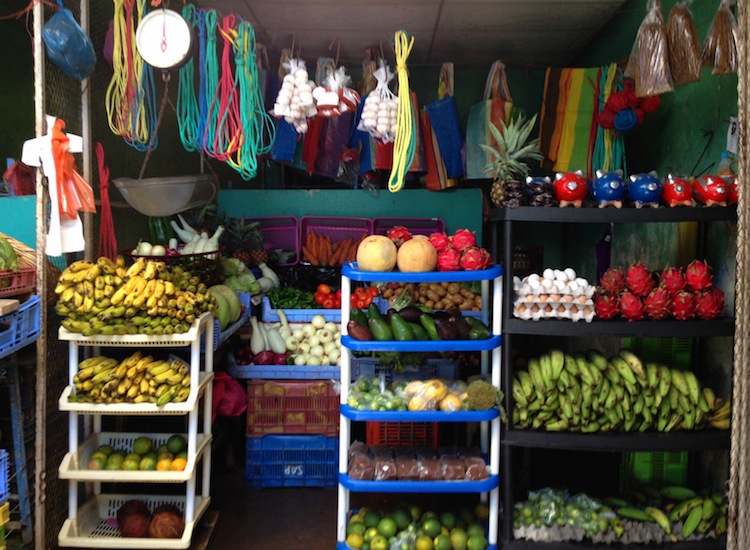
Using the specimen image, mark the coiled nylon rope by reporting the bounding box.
[176,4,200,151]
[105,0,157,151]
[387,30,416,193]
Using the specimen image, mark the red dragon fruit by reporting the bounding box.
[437,246,462,272]
[451,229,477,252]
[428,232,451,252]
[459,246,492,271]
[625,262,655,297]
[694,287,725,320]
[619,291,645,321]
[386,226,413,248]
[593,293,619,320]
[671,290,696,320]
[643,286,672,320]
[658,266,686,295]
[685,260,713,292]
[599,267,626,295]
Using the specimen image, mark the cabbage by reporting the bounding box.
[220,257,243,277]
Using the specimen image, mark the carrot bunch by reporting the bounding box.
[301,231,368,267]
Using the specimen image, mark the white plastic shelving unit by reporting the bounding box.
[56,313,215,549]
[336,263,503,550]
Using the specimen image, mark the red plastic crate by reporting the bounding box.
[0,267,36,297]
[372,217,445,237]
[246,380,339,436]
[242,216,299,266]
[366,421,439,448]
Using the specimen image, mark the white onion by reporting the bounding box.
[150,244,167,256]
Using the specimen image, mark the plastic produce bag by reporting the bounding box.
[315,111,355,179]
[666,1,701,85]
[625,0,673,97]
[312,66,361,118]
[271,58,317,133]
[357,60,398,143]
[702,0,738,75]
[212,372,247,424]
[3,161,35,196]
[51,119,95,217]
[42,4,96,81]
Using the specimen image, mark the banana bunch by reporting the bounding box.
[511,349,731,433]
[614,485,727,541]
[55,256,217,336]
[69,352,192,406]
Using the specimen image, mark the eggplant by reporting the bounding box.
[434,316,459,340]
[397,306,423,324]
[347,320,373,341]
[454,315,472,339]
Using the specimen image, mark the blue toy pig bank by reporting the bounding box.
[591,170,626,208]
[628,171,662,209]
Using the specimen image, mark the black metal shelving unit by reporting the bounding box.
[490,205,737,549]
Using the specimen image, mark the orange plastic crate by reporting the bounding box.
[246,380,339,437]
[366,421,439,448]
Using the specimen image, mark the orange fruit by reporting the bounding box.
[156,458,173,471]
[170,457,187,471]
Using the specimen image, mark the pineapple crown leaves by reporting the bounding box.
[481,112,543,181]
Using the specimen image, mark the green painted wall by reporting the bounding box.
[0,197,36,247]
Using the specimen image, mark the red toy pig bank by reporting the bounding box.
[662,174,693,207]
[554,170,588,208]
[692,175,729,207]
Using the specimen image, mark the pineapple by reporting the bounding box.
[225,218,253,266]
[481,112,543,208]
[246,222,269,267]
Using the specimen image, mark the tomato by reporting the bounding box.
[317,284,332,295]
[367,286,380,298]
[352,295,368,309]
[333,295,341,309]
[354,287,366,296]
[323,296,336,309]
[314,291,326,305]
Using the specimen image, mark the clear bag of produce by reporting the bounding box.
[625,0,674,97]
[666,0,702,85]
[701,0,738,75]
[357,60,398,143]
[272,58,317,133]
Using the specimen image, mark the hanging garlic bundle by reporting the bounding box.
[272,58,318,133]
[358,60,398,143]
[312,66,361,117]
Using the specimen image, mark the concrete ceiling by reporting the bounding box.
[197,0,628,68]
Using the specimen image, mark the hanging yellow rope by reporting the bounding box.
[387,30,416,193]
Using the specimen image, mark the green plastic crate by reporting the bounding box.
[620,337,692,490]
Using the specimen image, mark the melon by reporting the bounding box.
[396,237,438,272]
[356,235,398,271]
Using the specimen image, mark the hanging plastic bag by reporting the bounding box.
[625,0,673,97]
[271,58,317,133]
[2,161,35,196]
[313,66,361,118]
[212,372,247,424]
[42,4,97,81]
[465,61,515,179]
[51,119,95,217]
[702,0,738,75]
[358,60,398,143]
[315,111,356,179]
[666,1,701,85]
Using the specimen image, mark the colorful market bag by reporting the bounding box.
[424,63,463,180]
[465,60,514,179]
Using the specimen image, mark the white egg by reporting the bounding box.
[528,279,541,290]
[297,83,312,94]
[298,92,313,105]
[376,123,388,133]
[290,108,302,119]
[543,268,554,280]
[542,278,554,291]
[567,280,579,292]
[528,273,540,282]
[554,279,567,292]
[295,69,309,81]
[283,74,295,85]
[575,277,587,286]
[564,267,577,280]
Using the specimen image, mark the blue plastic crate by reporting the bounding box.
[261,296,341,323]
[227,352,341,380]
[245,435,338,488]
[0,449,8,504]
[0,295,41,361]
[351,357,458,383]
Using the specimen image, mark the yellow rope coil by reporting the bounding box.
[387,30,416,193]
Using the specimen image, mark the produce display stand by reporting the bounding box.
[337,263,503,550]
[491,205,735,548]
[56,313,215,549]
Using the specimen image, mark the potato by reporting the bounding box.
[452,293,464,304]
[427,290,441,302]
[447,282,461,294]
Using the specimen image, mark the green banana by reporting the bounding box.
[660,485,698,501]
[610,355,637,387]
[549,349,565,380]
[671,369,690,397]
[617,507,654,522]
[527,359,547,395]
[683,370,701,405]
[646,362,660,390]
[539,354,555,391]
[682,505,703,538]
[645,507,675,541]
[618,349,647,382]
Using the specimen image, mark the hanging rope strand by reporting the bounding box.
[387,30,416,193]
[210,14,243,162]
[202,10,221,157]
[176,4,200,151]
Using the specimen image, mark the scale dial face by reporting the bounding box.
[136,8,192,69]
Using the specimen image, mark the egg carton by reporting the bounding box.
[513,299,595,323]
[513,268,596,299]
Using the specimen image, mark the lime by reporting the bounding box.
[89,451,108,463]
[96,444,114,457]
[106,453,124,467]
[87,456,106,470]
[122,458,140,471]
[125,453,141,463]
[439,511,457,530]
[466,523,485,538]
[176,451,188,460]
[132,436,153,456]
[363,510,381,528]
[450,528,468,550]
[474,503,490,522]
[415,535,434,550]
[434,534,451,550]
[345,533,364,549]
[422,518,442,539]
[157,451,174,462]
[377,517,397,538]
[166,434,186,455]
[104,460,121,471]
[409,505,422,521]
[370,534,388,550]
[139,456,157,471]
[467,534,488,550]
[392,508,412,530]
[157,444,169,455]
[363,527,379,543]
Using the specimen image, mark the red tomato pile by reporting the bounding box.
[350,286,379,309]
[313,284,342,309]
